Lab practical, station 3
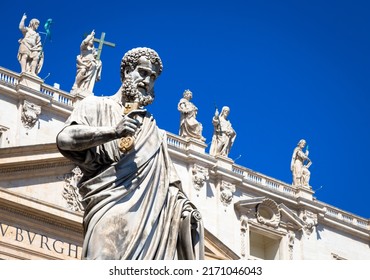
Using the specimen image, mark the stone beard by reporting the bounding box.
[121,75,154,107]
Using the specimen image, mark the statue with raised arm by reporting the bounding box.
[209,106,236,157]
[17,13,43,76]
[71,30,102,94]
[177,89,205,141]
[291,139,312,187]
[57,47,204,260]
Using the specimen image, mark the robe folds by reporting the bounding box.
[58,96,204,260]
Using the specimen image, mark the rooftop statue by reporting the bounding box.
[177,89,205,141]
[17,13,43,76]
[71,30,102,94]
[291,139,312,188]
[57,47,204,260]
[209,106,236,157]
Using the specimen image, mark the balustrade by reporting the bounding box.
[0,67,19,86]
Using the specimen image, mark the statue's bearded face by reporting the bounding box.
[122,57,159,107]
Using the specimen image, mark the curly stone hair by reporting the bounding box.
[29,19,40,28]
[120,47,163,82]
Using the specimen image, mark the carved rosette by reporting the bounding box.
[21,100,41,129]
[256,198,281,228]
[192,164,209,191]
[62,166,84,212]
[220,181,236,206]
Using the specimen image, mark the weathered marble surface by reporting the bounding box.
[57,47,204,260]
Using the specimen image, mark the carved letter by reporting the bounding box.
[27,230,37,245]
[15,228,24,242]
[0,223,9,237]
[53,239,64,254]
[40,235,51,251]
[68,243,79,258]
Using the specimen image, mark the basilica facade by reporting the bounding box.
[0,66,369,260]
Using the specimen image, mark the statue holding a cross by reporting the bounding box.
[71,30,115,95]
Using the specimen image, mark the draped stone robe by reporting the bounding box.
[57,96,204,260]
[210,116,236,157]
[178,98,203,139]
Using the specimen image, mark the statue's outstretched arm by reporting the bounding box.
[57,115,139,151]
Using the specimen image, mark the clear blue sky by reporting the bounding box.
[2,1,370,218]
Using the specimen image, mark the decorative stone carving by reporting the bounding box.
[220,181,236,206]
[192,164,209,191]
[210,106,236,157]
[62,166,84,212]
[240,215,249,258]
[288,231,295,260]
[177,89,205,141]
[291,139,312,188]
[21,100,41,129]
[256,198,281,228]
[300,210,317,236]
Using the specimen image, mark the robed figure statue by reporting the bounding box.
[209,106,236,157]
[57,47,204,260]
[177,89,205,141]
[291,139,312,187]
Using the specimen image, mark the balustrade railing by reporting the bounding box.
[40,85,55,97]
[324,204,369,230]
[166,133,188,150]
[234,164,297,197]
[40,84,74,107]
[232,166,244,176]
[1,67,75,108]
[0,67,19,86]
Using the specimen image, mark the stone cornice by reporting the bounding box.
[0,187,83,234]
[0,142,58,155]
[0,143,73,177]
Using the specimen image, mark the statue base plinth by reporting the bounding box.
[19,72,43,91]
[295,185,314,200]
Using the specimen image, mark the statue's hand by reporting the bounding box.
[115,115,140,138]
